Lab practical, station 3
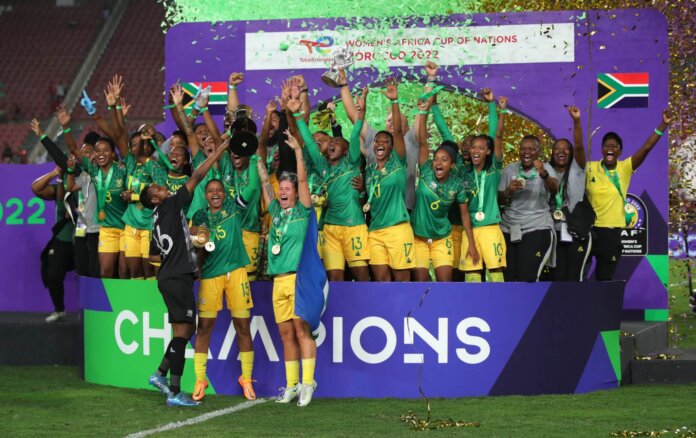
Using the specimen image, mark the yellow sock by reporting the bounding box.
[131,277,144,280]
[465,273,482,282]
[193,352,207,381]
[240,351,254,380]
[489,271,504,282]
[146,276,157,280]
[301,358,316,385]
[285,360,299,387]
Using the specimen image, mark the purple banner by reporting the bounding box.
[83,278,625,397]
[162,9,669,316]
[0,163,78,312]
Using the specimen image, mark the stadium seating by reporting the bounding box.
[0,123,31,154]
[83,0,165,121]
[0,0,103,120]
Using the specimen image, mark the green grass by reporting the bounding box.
[668,259,696,349]
[1,366,695,437]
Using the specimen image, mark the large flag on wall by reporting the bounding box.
[597,73,649,109]
[294,209,329,337]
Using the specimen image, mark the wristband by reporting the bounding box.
[427,81,438,86]
[418,110,429,115]
[339,83,348,88]
[116,105,123,110]
[56,178,63,183]
[40,134,47,141]
[63,128,71,134]
[293,111,304,117]
[66,167,74,174]
[226,129,232,137]
[164,104,176,109]
[199,107,208,113]
[390,99,399,104]
[654,128,663,136]
[501,109,511,114]
[300,88,309,93]
[107,106,113,111]
[229,85,237,90]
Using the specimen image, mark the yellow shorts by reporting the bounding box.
[414,235,454,269]
[98,227,125,254]
[450,225,463,268]
[198,267,253,318]
[242,230,260,275]
[460,224,507,271]
[123,225,150,258]
[322,223,370,271]
[368,222,416,270]
[273,273,300,323]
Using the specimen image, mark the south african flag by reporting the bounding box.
[597,73,649,109]
[181,82,227,114]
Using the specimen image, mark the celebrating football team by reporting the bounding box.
[31,59,672,406]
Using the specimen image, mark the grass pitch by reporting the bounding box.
[2,366,695,437]
[669,259,696,349]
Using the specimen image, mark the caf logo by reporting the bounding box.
[625,203,639,228]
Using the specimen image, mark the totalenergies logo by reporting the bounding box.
[299,36,334,54]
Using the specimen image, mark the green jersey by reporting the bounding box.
[122,154,157,230]
[411,160,468,239]
[188,151,230,220]
[267,200,310,276]
[365,150,409,231]
[221,162,262,233]
[299,118,364,227]
[449,157,474,225]
[152,165,191,216]
[81,157,127,229]
[192,197,249,279]
[464,155,503,227]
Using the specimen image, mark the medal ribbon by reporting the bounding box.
[95,165,114,220]
[207,208,222,242]
[273,207,294,245]
[554,180,565,211]
[367,164,388,205]
[149,139,174,171]
[473,167,487,216]
[517,162,538,180]
[602,162,633,225]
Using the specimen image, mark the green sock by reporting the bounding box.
[465,272,482,282]
[489,271,504,282]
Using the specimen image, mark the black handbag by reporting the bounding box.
[563,195,596,240]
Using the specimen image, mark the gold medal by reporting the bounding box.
[271,244,281,255]
[624,204,632,213]
[362,203,370,213]
[204,241,216,252]
[553,209,565,221]
[98,210,106,221]
[311,194,319,205]
[475,211,485,222]
[517,177,526,188]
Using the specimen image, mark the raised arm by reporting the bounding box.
[284,129,311,208]
[631,109,673,170]
[294,75,311,124]
[227,72,243,113]
[416,99,431,165]
[383,79,406,159]
[481,88,499,140]
[494,96,507,162]
[31,167,61,200]
[567,105,586,169]
[337,68,358,123]
[184,139,231,193]
[31,118,68,170]
[257,158,276,206]
[258,100,277,165]
[351,87,368,163]
[171,83,200,157]
[239,155,260,204]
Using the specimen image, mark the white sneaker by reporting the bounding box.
[297,380,317,407]
[45,312,66,323]
[275,384,301,403]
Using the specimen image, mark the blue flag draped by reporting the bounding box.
[294,208,329,337]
